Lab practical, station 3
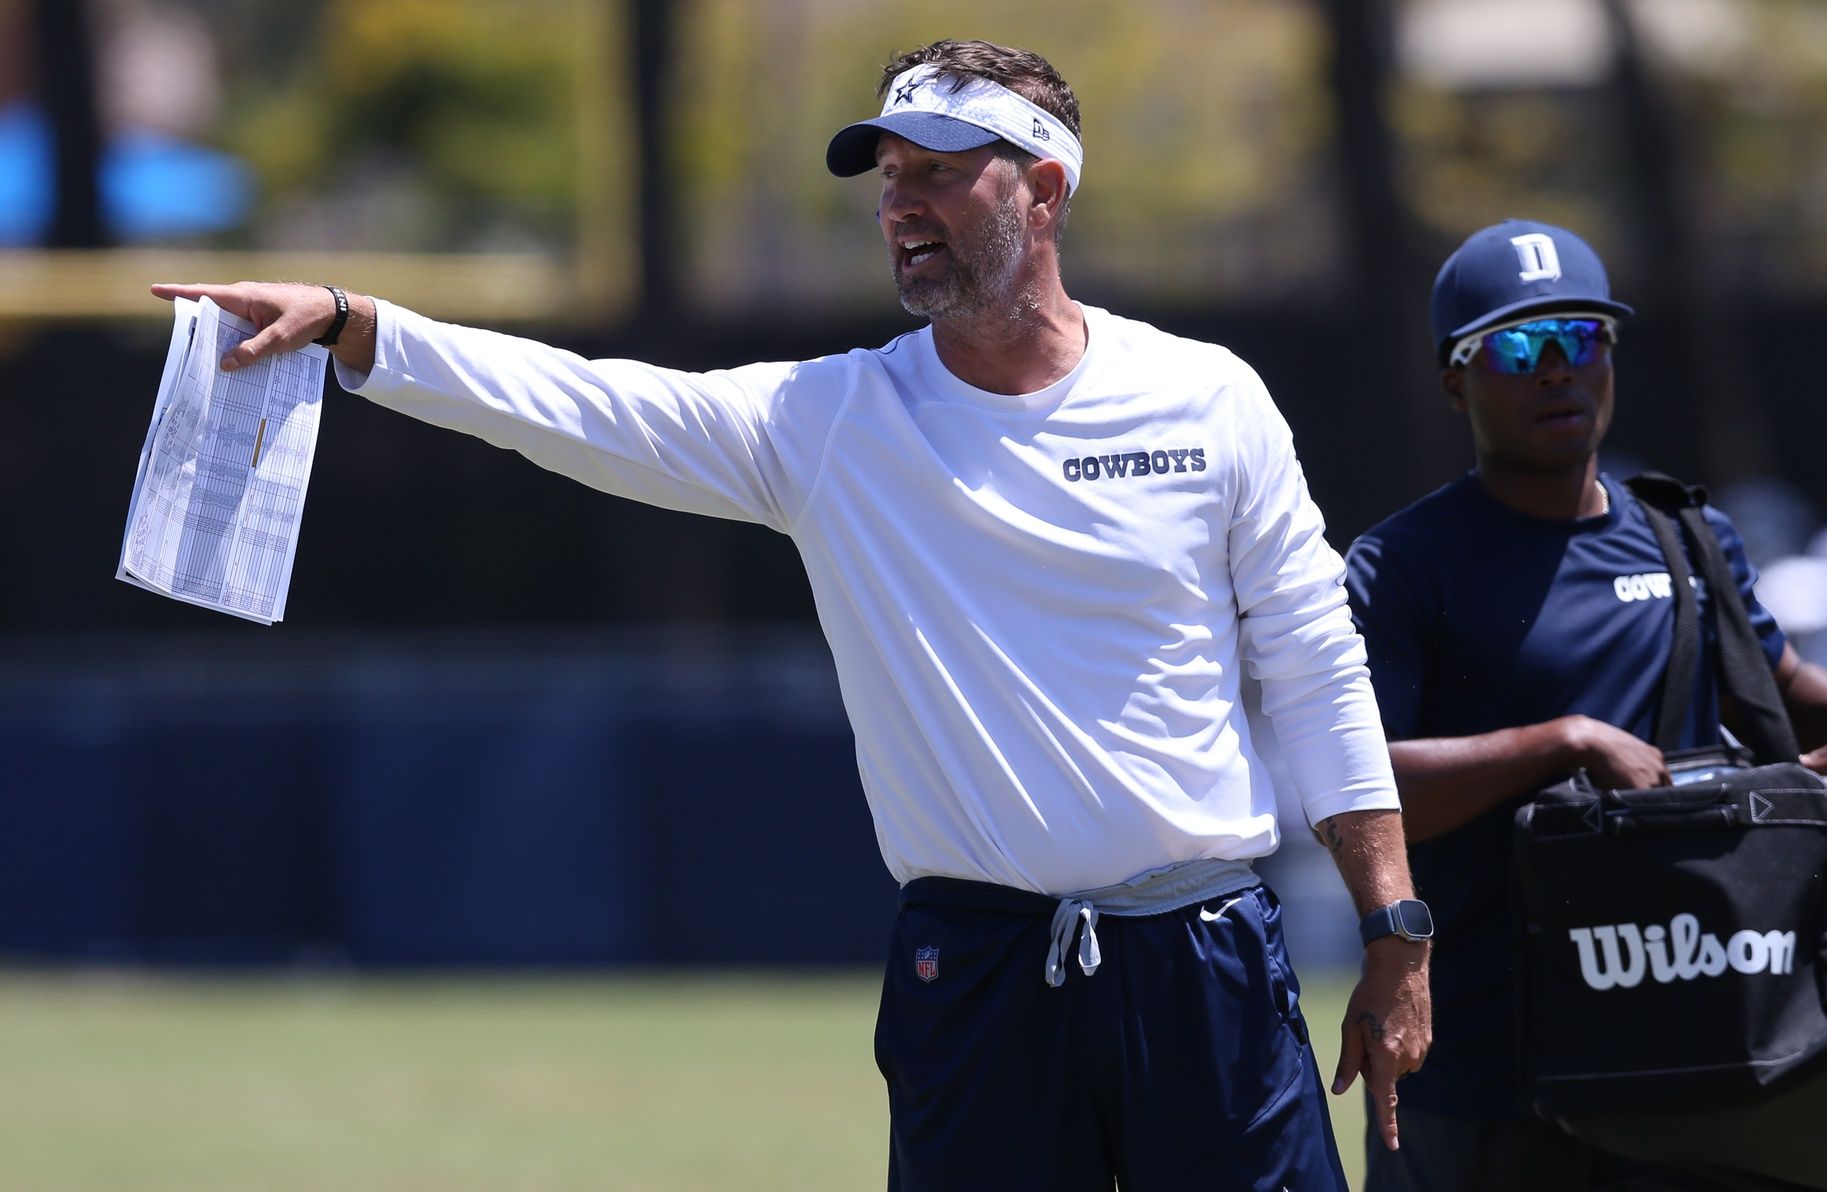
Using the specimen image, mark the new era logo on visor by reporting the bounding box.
[1031,118,1050,141]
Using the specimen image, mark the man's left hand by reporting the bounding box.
[1332,938,1431,1152]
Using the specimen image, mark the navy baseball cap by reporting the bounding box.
[1431,219,1634,360]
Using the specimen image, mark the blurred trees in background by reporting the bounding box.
[17,0,1827,313]
[219,0,621,255]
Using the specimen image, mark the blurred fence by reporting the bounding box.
[0,630,899,967]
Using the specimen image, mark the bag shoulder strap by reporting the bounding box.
[1624,472,1800,763]
[1624,474,1702,752]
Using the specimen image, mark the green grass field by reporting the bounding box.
[0,969,1366,1190]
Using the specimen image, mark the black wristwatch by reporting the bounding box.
[1360,898,1434,946]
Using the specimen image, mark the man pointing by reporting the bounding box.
[157,38,1427,1190]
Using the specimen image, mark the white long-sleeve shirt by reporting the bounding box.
[340,300,1398,894]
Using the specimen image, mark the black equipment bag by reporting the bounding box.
[1513,474,1827,1118]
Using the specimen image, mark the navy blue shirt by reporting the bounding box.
[1344,472,1786,1118]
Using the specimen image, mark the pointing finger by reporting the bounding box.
[150,281,263,323]
[151,282,225,302]
[1375,1078,1400,1151]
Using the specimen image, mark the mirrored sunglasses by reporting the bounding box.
[1450,315,1619,374]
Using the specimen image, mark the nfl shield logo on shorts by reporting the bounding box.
[914,945,940,983]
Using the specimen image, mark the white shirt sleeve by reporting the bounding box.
[1221,365,1400,826]
[334,300,824,532]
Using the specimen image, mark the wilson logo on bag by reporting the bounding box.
[1568,913,1797,991]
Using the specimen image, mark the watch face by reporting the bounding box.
[1394,900,1434,939]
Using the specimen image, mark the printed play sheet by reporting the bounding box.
[118,297,327,623]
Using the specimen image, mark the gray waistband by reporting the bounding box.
[1068,856,1259,915]
[1044,857,1259,988]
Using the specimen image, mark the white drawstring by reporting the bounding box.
[1046,895,1238,986]
[1030,858,1260,987]
[1045,899,1102,987]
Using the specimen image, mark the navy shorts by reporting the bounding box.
[875,876,1345,1192]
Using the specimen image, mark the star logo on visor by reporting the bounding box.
[893,79,925,106]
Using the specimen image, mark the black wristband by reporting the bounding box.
[313,285,350,347]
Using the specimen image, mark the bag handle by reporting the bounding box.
[1607,786,1827,834]
[1625,473,1800,764]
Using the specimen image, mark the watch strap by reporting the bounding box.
[1360,898,1433,945]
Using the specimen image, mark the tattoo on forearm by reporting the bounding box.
[1322,819,1344,856]
[1357,1010,1386,1042]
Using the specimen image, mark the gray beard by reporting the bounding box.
[890,200,1028,322]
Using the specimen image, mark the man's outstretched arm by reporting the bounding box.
[151,282,378,376]
[1315,807,1431,1154]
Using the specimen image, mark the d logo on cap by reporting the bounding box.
[1511,233,1562,283]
